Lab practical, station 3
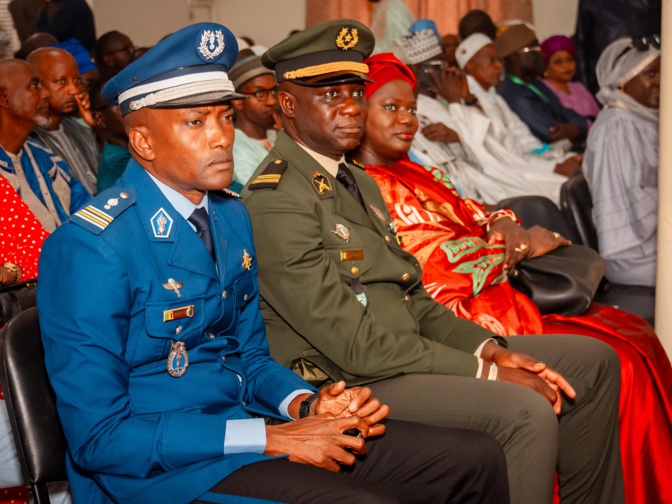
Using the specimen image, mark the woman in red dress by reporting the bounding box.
[350,53,672,504]
[0,175,49,504]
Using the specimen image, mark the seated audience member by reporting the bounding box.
[0,176,47,284]
[457,34,582,166]
[0,176,72,504]
[584,36,660,288]
[36,0,95,51]
[397,30,577,204]
[458,9,497,40]
[14,31,57,59]
[229,55,279,192]
[351,53,672,504]
[37,22,509,504]
[441,33,459,67]
[54,38,99,91]
[0,59,89,232]
[27,47,101,196]
[93,31,135,73]
[243,19,623,504]
[495,24,588,152]
[541,35,601,125]
[89,73,130,192]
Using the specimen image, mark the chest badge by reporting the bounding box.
[242,249,253,270]
[150,208,174,238]
[162,278,183,297]
[331,223,350,242]
[167,340,189,377]
[312,172,332,195]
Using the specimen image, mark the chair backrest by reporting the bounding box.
[0,280,37,329]
[560,174,600,251]
[495,195,574,239]
[0,307,67,502]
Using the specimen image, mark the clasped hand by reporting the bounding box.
[265,382,389,471]
[481,342,576,414]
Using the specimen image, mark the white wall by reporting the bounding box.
[532,0,580,41]
[90,0,305,49]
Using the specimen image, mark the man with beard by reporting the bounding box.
[27,47,100,195]
[228,55,280,191]
[0,58,89,232]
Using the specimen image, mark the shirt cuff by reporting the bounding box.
[278,389,314,420]
[223,418,267,455]
[474,338,498,377]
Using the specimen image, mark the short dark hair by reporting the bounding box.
[94,31,130,68]
[458,10,497,41]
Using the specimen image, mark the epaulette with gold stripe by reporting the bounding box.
[222,188,241,198]
[248,159,288,190]
[70,188,136,235]
[347,158,366,170]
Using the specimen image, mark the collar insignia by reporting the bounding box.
[312,172,332,195]
[198,29,225,61]
[151,208,173,238]
[369,204,386,221]
[336,27,359,51]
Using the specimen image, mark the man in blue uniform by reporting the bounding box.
[36,23,509,504]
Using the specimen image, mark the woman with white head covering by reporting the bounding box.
[583,36,661,288]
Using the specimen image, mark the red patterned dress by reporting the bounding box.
[366,157,672,504]
[0,176,48,504]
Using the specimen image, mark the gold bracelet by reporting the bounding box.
[3,262,22,283]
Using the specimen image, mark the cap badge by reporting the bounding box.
[336,27,359,51]
[150,208,174,238]
[198,29,225,60]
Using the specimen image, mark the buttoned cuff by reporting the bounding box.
[223,418,267,455]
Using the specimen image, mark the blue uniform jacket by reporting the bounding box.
[37,159,313,504]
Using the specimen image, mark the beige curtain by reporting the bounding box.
[306,0,533,37]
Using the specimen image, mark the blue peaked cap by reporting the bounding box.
[103,23,246,116]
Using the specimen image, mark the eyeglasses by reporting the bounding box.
[105,45,136,57]
[614,34,660,64]
[241,87,279,101]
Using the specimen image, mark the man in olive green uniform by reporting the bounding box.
[242,20,623,504]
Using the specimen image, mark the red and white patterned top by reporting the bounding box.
[0,175,49,280]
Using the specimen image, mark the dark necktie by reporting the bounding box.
[188,207,215,262]
[336,162,365,209]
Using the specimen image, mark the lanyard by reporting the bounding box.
[508,75,549,103]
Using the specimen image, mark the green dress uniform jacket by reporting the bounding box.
[242,131,496,386]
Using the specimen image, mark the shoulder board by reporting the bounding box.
[347,158,366,170]
[247,159,287,191]
[222,188,241,198]
[70,188,136,235]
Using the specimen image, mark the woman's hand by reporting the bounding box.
[526,225,571,258]
[487,217,530,271]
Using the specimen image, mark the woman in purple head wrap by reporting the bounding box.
[541,35,600,125]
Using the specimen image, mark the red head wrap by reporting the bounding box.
[363,53,417,100]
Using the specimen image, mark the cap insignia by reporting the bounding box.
[336,27,359,51]
[198,29,225,61]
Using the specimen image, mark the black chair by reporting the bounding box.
[0,307,68,504]
[560,174,655,325]
[0,279,38,328]
[496,195,574,238]
[559,173,599,250]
